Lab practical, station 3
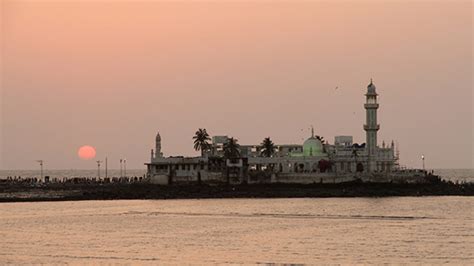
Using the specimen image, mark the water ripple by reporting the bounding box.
[125,211,434,220]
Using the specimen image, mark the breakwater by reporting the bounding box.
[0,179,472,202]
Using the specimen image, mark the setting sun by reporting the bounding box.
[78,145,96,160]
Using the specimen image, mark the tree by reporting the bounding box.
[316,135,324,143]
[260,137,276,157]
[223,137,240,184]
[223,137,240,160]
[193,128,211,157]
[352,148,364,172]
[316,135,326,152]
[352,148,359,159]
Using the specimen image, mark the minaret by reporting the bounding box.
[155,132,163,158]
[364,79,380,172]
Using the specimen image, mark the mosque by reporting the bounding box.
[146,81,425,184]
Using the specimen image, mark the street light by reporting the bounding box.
[123,159,127,178]
[120,159,123,178]
[36,160,44,180]
[96,160,102,178]
[421,154,425,170]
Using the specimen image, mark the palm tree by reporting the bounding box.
[260,137,275,157]
[193,128,211,156]
[223,137,240,160]
[316,135,326,152]
[316,135,324,143]
[223,137,240,184]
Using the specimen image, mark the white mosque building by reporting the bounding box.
[146,81,425,184]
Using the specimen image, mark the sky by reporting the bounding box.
[0,0,472,170]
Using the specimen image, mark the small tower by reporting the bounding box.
[155,132,163,158]
[364,79,380,172]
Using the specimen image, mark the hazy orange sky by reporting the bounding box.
[1,0,472,170]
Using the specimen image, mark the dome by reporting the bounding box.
[367,80,377,94]
[303,137,324,156]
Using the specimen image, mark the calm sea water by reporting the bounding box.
[1,168,473,182]
[0,197,472,264]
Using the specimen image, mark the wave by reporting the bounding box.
[121,211,432,221]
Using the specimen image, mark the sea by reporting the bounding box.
[0,197,473,264]
[0,169,473,264]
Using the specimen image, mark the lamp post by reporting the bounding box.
[36,160,44,180]
[124,159,127,178]
[105,157,108,179]
[120,159,123,178]
[421,154,425,170]
[96,160,102,178]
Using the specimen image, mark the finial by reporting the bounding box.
[370,78,373,85]
[311,125,314,138]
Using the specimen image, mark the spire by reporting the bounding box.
[367,79,377,94]
[311,125,314,138]
[155,131,163,158]
[368,78,374,87]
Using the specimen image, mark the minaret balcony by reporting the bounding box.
[364,103,379,109]
[364,124,380,130]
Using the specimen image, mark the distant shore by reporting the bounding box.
[0,180,473,202]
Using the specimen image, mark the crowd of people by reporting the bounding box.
[1,175,147,185]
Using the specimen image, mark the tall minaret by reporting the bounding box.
[155,132,163,158]
[364,79,380,172]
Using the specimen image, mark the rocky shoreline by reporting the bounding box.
[0,180,473,202]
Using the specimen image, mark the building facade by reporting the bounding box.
[146,81,425,185]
